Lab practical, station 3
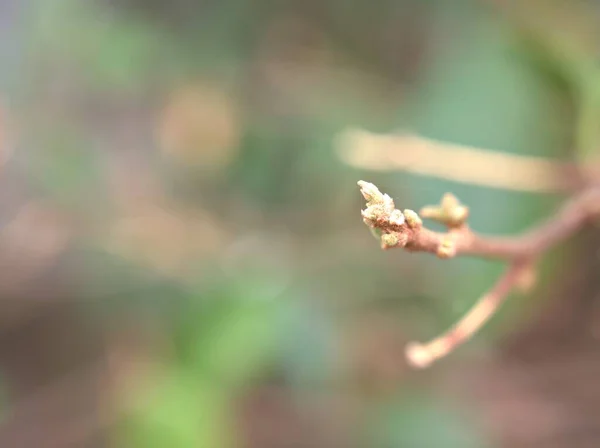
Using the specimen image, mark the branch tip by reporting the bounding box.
[357,180,600,369]
[357,180,379,201]
[405,342,434,369]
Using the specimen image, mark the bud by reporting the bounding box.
[419,205,442,221]
[448,206,469,227]
[389,210,405,227]
[420,193,468,228]
[441,193,459,210]
[380,232,399,248]
[364,204,393,226]
[437,238,456,259]
[357,180,383,204]
[403,209,422,228]
[380,193,396,214]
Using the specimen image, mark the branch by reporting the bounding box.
[358,180,600,368]
[338,129,588,192]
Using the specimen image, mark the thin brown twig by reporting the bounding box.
[357,180,600,368]
[396,187,600,260]
[406,261,529,368]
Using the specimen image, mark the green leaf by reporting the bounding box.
[118,372,231,448]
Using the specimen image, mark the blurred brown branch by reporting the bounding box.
[357,180,600,368]
[338,129,589,192]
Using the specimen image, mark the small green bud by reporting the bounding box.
[436,238,456,259]
[389,210,405,227]
[403,209,422,228]
[420,193,468,228]
[361,205,380,222]
[381,232,399,248]
[357,180,383,204]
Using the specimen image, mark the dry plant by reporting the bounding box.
[348,132,600,369]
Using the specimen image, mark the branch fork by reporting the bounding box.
[358,180,600,369]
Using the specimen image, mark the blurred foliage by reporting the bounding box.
[0,0,598,446]
[116,277,283,447]
[368,393,490,448]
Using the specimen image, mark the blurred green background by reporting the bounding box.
[0,0,599,447]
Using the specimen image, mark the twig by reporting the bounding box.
[406,261,529,368]
[338,129,587,192]
[357,180,600,368]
